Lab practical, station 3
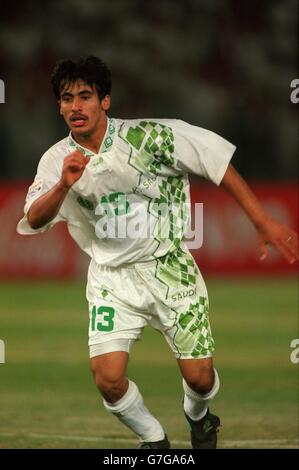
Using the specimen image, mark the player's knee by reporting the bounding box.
[184,367,214,395]
[93,369,127,402]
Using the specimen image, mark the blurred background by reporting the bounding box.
[1,0,298,180]
[0,0,298,449]
[0,0,298,278]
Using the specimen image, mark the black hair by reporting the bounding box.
[51,56,112,100]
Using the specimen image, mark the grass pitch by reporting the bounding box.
[0,278,298,449]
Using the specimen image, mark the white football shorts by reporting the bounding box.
[87,246,215,360]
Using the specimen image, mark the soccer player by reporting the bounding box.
[17,56,298,449]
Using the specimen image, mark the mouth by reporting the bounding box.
[70,115,88,127]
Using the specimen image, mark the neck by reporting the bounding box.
[71,115,108,154]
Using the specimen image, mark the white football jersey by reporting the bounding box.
[17,118,236,267]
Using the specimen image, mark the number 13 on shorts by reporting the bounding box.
[91,305,115,332]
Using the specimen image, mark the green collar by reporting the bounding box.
[67,118,116,156]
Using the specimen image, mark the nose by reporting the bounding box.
[71,96,82,112]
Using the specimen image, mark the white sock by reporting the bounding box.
[183,368,220,421]
[103,379,165,442]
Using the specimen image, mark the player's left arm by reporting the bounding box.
[220,164,299,264]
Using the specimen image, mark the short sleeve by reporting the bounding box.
[17,151,65,235]
[170,120,236,185]
[121,119,236,185]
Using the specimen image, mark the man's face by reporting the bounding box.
[59,79,110,137]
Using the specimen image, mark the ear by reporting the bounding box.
[58,100,63,115]
[101,95,111,112]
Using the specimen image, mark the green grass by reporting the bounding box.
[0,279,298,449]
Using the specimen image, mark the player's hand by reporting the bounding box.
[256,216,299,264]
[60,150,90,189]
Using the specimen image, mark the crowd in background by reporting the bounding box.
[0,0,297,181]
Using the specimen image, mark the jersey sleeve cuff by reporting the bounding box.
[213,144,236,186]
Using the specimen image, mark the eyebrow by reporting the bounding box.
[60,89,94,98]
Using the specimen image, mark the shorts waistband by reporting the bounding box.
[90,258,158,271]
[89,246,187,272]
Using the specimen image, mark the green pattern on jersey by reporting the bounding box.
[69,119,116,210]
[174,297,215,358]
[122,120,189,255]
[126,121,175,173]
[101,119,116,153]
[68,138,94,158]
[68,118,116,156]
[77,196,95,211]
[150,176,188,247]
[155,247,198,292]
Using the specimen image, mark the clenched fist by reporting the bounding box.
[60,150,90,189]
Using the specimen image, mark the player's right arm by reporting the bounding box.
[27,150,89,230]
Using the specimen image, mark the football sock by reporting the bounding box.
[183,368,220,421]
[103,379,165,442]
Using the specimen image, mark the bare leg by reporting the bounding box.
[90,350,166,444]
